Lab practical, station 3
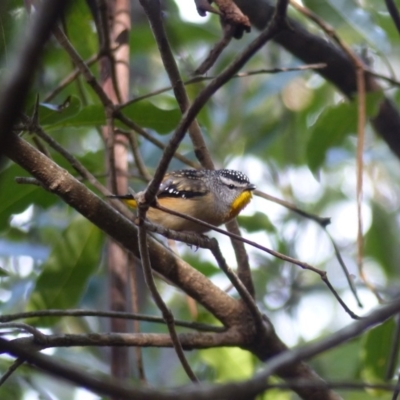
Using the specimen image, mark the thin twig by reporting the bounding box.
[15,177,43,186]
[44,53,100,102]
[0,358,24,387]
[0,309,224,332]
[21,118,111,196]
[254,189,331,226]
[119,63,327,111]
[52,25,114,110]
[154,203,360,319]
[0,322,47,341]
[194,23,235,75]
[255,189,362,307]
[128,254,147,384]
[121,128,152,182]
[208,238,264,328]
[325,229,363,308]
[114,125,199,169]
[137,208,198,382]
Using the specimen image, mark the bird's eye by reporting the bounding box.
[228,184,235,189]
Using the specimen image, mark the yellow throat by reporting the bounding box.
[227,190,253,220]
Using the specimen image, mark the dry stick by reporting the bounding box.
[290,0,383,302]
[354,48,368,303]
[365,68,400,88]
[31,135,51,158]
[155,203,360,320]
[194,23,235,75]
[120,63,327,109]
[15,177,43,186]
[119,128,152,182]
[137,211,198,382]
[115,125,199,169]
[255,189,363,307]
[326,231,362,308]
[52,26,114,110]
[0,358,24,387]
[44,45,123,102]
[208,238,264,328]
[128,254,147,384]
[44,53,100,102]
[0,309,224,332]
[254,190,330,226]
[23,120,108,194]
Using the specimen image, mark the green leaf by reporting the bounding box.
[26,216,104,326]
[183,255,219,277]
[66,0,98,59]
[38,96,81,127]
[199,347,254,382]
[47,100,181,134]
[238,212,275,233]
[50,104,106,129]
[307,91,383,172]
[361,318,396,389]
[365,202,400,277]
[120,101,181,134]
[0,164,56,231]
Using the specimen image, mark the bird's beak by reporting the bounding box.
[246,184,256,191]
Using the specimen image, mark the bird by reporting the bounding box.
[108,169,256,233]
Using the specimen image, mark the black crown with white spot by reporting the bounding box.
[217,169,250,185]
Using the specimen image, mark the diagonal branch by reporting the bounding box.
[0,0,70,159]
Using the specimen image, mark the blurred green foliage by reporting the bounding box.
[0,0,400,399]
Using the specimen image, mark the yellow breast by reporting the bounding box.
[226,190,253,220]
